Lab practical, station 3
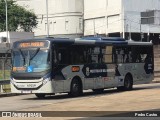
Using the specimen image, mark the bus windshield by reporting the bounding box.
[12,48,50,73]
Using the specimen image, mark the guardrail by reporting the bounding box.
[0,80,10,93]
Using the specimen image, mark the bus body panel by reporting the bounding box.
[11,80,54,93]
[117,63,153,85]
[10,37,154,96]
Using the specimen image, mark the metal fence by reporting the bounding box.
[0,57,11,80]
[0,56,11,93]
[0,80,10,93]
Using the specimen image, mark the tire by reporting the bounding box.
[117,74,133,91]
[92,88,104,93]
[69,78,82,97]
[35,93,46,98]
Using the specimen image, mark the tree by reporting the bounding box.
[0,0,38,32]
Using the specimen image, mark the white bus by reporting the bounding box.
[10,37,154,98]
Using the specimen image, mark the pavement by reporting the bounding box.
[0,93,23,97]
[0,78,160,98]
[0,83,160,120]
[152,78,160,83]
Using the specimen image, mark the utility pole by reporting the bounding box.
[129,22,132,40]
[93,19,96,36]
[105,0,108,37]
[46,0,49,37]
[147,24,150,42]
[4,0,9,43]
[4,0,8,79]
[140,20,142,41]
[121,0,125,39]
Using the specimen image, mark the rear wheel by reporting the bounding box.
[35,93,46,98]
[117,74,133,91]
[69,78,82,97]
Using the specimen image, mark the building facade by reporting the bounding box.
[84,0,160,41]
[16,0,84,38]
[16,0,160,43]
[84,0,160,43]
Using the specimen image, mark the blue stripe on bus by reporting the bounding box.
[81,37,126,42]
[95,41,128,45]
[51,39,74,44]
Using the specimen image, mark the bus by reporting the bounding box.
[10,37,154,98]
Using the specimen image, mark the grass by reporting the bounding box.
[0,70,10,80]
[0,70,11,93]
[2,84,11,93]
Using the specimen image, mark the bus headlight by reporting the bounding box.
[42,77,50,85]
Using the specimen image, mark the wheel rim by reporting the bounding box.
[124,75,132,89]
[125,79,129,88]
[70,79,81,96]
[73,83,79,93]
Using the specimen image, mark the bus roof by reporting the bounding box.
[75,37,152,46]
[13,37,153,48]
[75,37,127,45]
[127,39,153,45]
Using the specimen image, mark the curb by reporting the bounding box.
[0,93,23,98]
[152,81,160,83]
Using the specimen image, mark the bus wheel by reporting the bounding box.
[92,88,104,93]
[69,78,82,97]
[117,74,133,91]
[35,93,46,98]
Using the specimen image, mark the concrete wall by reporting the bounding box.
[16,0,160,38]
[84,0,160,36]
[16,0,84,38]
[0,32,34,44]
[84,0,122,36]
[123,0,160,34]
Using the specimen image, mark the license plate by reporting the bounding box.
[17,83,37,88]
[26,83,37,88]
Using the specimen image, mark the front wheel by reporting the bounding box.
[69,78,82,97]
[117,75,133,91]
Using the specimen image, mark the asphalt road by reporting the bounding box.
[0,83,160,120]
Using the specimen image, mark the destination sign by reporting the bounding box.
[17,41,49,48]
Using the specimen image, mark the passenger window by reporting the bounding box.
[102,46,113,63]
[114,46,153,63]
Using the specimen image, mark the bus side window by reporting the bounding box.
[60,50,69,64]
[54,46,70,65]
[102,46,113,63]
[58,53,62,62]
[69,45,88,64]
[130,46,153,63]
[144,54,152,63]
[114,46,132,63]
[115,48,124,63]
[89,47,100,63]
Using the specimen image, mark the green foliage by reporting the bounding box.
[0,70,10,80]
[0,0,38,32]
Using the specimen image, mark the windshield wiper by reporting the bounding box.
[18,48,40,66]
[30,48,40,61]
[19,49,26,66]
